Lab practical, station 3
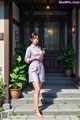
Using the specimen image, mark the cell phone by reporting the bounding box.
[42,48,45,50]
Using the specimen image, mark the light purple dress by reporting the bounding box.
[25,44,45,83]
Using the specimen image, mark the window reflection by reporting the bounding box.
[24,22,29,46]
[34,22,39,33]
[44,22,59,50]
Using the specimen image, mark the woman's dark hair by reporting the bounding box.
[29,32,38,39]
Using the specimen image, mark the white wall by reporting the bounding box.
[0,1,4,80]
[78,8,80,77]
[0,1,20,80]
[72,8,76,74]
[12,2,20,58]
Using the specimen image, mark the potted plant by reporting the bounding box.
[0,76,6,107]
[56,46,75,77]
[9,54,27,99]
[15,42,29,82]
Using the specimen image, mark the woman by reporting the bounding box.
[24,32,45,118]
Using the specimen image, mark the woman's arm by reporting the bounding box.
[28,56,42,63]
[24,47,31,64]
[24,47,42,64]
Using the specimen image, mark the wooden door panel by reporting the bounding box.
[44,51,63,73]
[43,21,64,72]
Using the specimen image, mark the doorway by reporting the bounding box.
[23,11,69,72]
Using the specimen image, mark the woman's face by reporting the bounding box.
[31,36,39,45]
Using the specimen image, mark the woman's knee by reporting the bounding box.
[35,88,40,93]
[32,82,40,93]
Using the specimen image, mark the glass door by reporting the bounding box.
[23,21,68,72]
[44,22,60,50]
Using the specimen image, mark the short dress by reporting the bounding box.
[24,44,45,83]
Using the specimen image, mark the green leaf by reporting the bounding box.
[19,74,25,77]
[20,71,25,74]
[0,89,4,98]
[13,67,19,73]
[10,73,18,79]
[20,64,26,70]
[16,55,21,62]
[9,84,13,88]
[57,56,64,60]
[10,79,15,82]
[16,83,22,88]
[18,77,26,81]
[68,49,74,55]
[77,113,80,118]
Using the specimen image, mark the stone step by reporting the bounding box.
[22,84,77,89]
[9,115,80,120]
[26,82,75,86]
[11,97,80,105]
[13,104,80,115]
[43,80,74,85]
[45,73,65,77]
[45,76,75,80]
[21,84,80,98]
[23,92,80,98]
[74,83,80,89]
[26,79,75,85]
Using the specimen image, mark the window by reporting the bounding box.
[34,22,39,33]
[24,22,29,46]
[44,22,59,50]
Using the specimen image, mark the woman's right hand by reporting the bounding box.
[35,56,42,60]
[29,56,43,63]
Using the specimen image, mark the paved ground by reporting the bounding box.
[2,115,80,120]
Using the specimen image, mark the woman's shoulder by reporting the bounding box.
[26,45,31,51]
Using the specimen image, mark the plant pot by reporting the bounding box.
[65,69,72,77]
[10,89,21,99]
[0,99,2,107]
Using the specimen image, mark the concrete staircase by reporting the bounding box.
[10,73,80,115]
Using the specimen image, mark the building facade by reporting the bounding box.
[0,0,80,103]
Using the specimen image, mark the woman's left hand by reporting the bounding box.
[42,48,45,55]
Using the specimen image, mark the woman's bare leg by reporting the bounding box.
[32,81,43,118]
[33,82,42,111]
[38,82,42,103]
